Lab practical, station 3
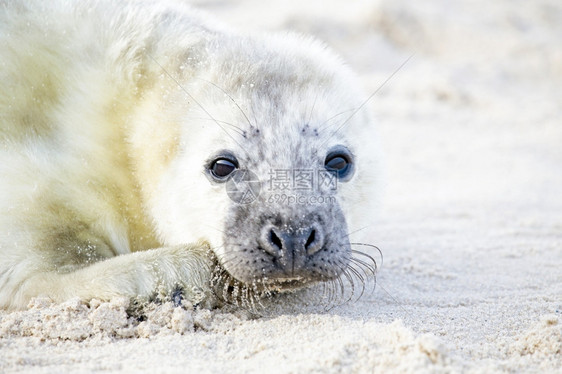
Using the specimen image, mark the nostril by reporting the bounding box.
[269,229,283,251]
[260,225,285,256]
[305,229,316,250]
[304,226,324,255]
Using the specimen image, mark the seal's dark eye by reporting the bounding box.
[324,147,354,181]
[210,158,237,179]
[325,156,348,172]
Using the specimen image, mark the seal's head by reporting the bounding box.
[146,33,379,295]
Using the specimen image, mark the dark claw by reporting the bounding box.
[171,286,184,307]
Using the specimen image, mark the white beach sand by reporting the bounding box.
[1,0,560,372]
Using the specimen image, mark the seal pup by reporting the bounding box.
[0,0,380,310]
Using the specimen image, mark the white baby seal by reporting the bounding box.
[0,0,380,310]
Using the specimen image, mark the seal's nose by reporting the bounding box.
[260,223,325,275]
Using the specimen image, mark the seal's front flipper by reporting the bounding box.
[7,242,217,310]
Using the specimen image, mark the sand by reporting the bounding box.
[1,0,561,372]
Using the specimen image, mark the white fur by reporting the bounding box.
[0,0,379,309]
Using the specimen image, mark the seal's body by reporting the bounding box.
[0,0,378,310]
